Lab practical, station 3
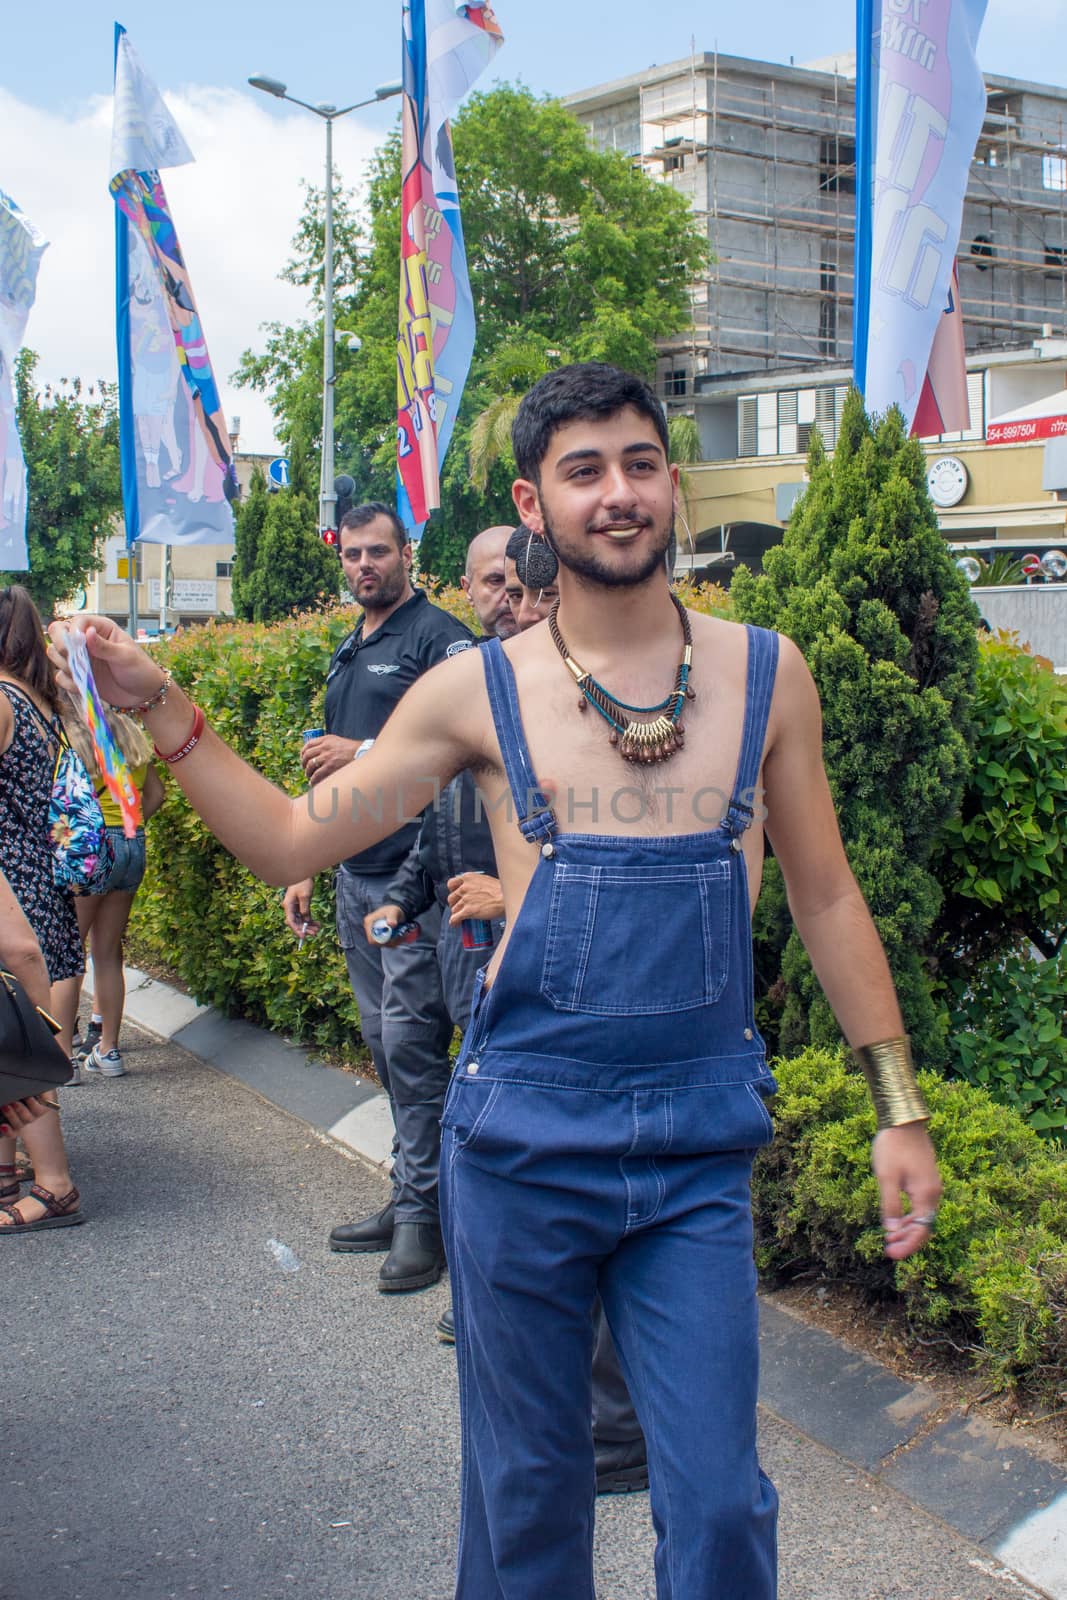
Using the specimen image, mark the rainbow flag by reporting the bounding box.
[110,24,238,548]
[396,1,504,532]
[853,0,987,432]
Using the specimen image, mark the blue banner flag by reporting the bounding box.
[110,25,237,547]
[396,1,504,532]
[0,191,47,571]
[853,0,987,431]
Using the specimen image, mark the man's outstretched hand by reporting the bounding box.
[48,616,166,709]
[872,1123,942,1260]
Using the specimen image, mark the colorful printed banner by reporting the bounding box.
[110,25,237,548]
[396,1,504,531]
[853,0,988,432]
[0,191,47,571]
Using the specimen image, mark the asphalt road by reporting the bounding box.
[2,1025,1044,1600]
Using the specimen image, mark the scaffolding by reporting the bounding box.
[572,51,1067,386]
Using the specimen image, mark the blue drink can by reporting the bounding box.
[302,727,324,743]
[461,917,495,952]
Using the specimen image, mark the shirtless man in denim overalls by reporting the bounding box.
[52,362,942,1600]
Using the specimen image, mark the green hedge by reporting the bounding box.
[131,607,363,1055]
[755,1049,1067,1391]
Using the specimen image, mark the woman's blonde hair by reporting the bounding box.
[62,694,153,773]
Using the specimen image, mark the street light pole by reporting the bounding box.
[248,73,403,536]
[321,112,336,537]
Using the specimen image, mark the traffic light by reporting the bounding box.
[322,528,338,546]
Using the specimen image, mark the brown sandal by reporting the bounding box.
[0,1183,84,1232]
[0,1165,19,1203]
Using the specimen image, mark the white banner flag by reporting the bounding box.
[0,190,47,571]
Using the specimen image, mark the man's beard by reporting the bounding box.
[350,567,407,610]
[540,507,673,590]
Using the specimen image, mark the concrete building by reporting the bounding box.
[565,51,1067,405]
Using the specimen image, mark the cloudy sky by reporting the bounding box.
[3,0,1063,455]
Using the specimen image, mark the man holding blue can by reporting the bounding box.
[284,500,473,1293]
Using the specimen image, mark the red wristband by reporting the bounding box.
[154,704,205,764]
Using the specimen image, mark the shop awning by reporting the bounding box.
[986,390,1067,445]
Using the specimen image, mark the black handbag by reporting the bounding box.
[0,969,72,1105]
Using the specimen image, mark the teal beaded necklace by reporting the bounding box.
[549,594,695,766]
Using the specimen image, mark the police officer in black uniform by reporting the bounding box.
[283,501,473,1292]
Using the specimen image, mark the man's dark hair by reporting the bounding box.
[511,362,669,483]
[339,501,408,549]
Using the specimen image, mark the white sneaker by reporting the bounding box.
[84,1046,126,1078]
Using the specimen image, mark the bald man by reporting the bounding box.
[460,524,519,641]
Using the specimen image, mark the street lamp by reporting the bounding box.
[249,73,403,534]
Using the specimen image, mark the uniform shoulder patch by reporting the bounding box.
[446,638,474,658]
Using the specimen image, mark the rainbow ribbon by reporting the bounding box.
[66,631,143,838]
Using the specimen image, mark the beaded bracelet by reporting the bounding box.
[154,704,205,764]
[107,669,172,718]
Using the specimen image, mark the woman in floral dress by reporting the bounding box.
[0,585,84,1232]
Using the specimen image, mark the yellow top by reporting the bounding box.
[96,763,148,829]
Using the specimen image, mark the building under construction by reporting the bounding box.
[564,51,1067,403]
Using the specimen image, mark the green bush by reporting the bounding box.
[130,588,485,1056]
[732,393,980,1066]
[755,1048,1067,1391]
[946,946,1067,1135]
[933,631,1067,972]
[130,608,362,1054]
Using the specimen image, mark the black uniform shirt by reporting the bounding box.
[324,588,474,873]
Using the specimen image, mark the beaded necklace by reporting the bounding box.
[548,594,695,766]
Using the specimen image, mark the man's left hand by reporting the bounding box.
[447,873,505,923]
[301,735,360,785]
[872,1123,942,1260]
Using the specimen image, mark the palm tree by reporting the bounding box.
[468,342,556,491]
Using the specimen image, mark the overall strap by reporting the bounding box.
[724,625,780,840]
[480,639,558,846]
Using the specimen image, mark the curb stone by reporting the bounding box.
[119,964,1067,1599]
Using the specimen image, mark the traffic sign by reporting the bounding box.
[267,457,290,491]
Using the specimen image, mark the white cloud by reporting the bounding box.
[0,85,382,454]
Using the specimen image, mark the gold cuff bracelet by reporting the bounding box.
[852,1036,930,1129]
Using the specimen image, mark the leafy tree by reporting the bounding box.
[236,85,708,582]
[232,479,340,624]
[230,465,270,620]
[730,392,980,1068]
[1,350,121,619]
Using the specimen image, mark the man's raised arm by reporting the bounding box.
[48,617,480,887]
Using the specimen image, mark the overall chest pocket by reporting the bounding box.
[540,859,732,1016]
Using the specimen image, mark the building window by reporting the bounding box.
[818,137,856,194]
[662,152,684,173]
[216,561,234,579]
[663,369,688,398]
[1043,153,1067,192]
[1045,242,1066,273]
[737,386,848,459]
[970,233,995,271]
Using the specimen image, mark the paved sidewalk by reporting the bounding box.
[6,966,1056,1600]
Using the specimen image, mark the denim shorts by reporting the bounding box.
[100,826,146,894]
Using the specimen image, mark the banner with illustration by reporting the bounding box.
[853,0,987,433]
[0,191,47,571]
[396,1,503,531]
[110,25,237,547]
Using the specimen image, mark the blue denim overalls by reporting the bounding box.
[440,624,781,1600]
